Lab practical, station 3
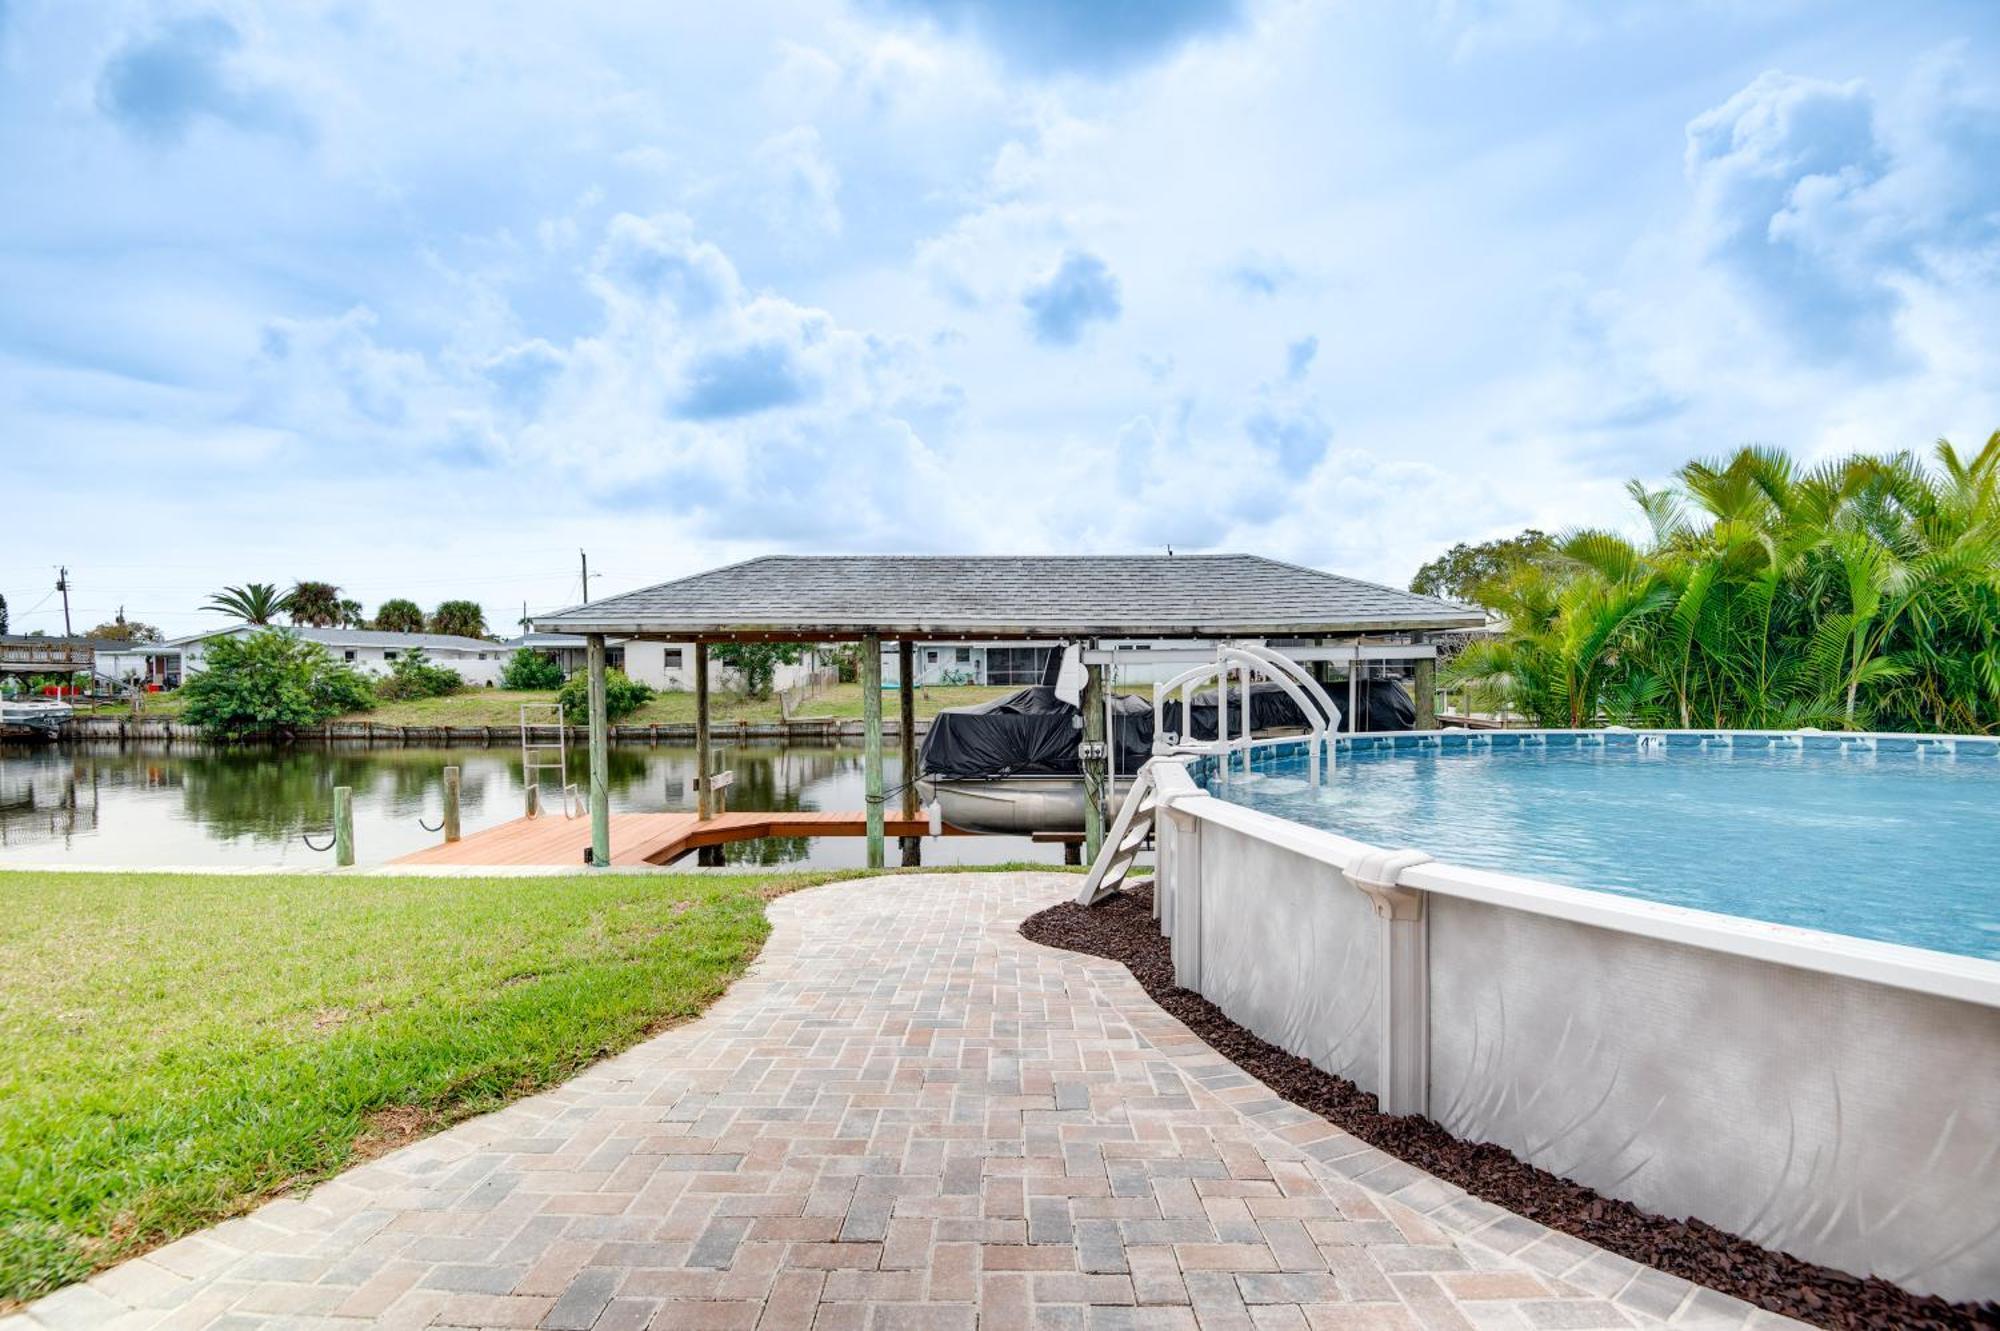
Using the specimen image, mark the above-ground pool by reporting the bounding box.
[1205,731,2000,960]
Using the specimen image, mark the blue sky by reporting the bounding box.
[3,0,1997,638]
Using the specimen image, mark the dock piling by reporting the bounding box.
[442,765,461,842]
[862,634,885,869]
[332,786,354,867]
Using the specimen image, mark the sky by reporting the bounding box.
[2,0,1997,639]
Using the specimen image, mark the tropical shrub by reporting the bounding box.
[180,629,376,740]
[557,669,653,722]
[374,648,462,701]
[502,648,566,690]
[371,599,426,633]
[710,643,806,698]
[1442,435,2000,733]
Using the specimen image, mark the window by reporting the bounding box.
[663,649,684,669]
[984,647,1055,685]
[343,650,356,662]
[383,650,399,661]
[955,647,971,663]
[926,650,939,663]
[606,647,625,669]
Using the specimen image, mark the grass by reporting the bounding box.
[0,867,846,1306]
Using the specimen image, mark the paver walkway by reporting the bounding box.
[10,873,1795,1331]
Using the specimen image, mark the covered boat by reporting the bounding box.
[919,664,1413,834]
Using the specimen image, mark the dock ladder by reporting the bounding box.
[519,702,582,818]
[1075,762,1159,906]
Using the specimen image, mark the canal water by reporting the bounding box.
[0,742,1054,869]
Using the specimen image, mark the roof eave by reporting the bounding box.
[528,614,1484,640]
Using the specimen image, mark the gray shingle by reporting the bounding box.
[532,554,1481,638]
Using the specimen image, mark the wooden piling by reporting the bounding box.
[861,634,885,869]
[1081,659,1106,862]
[695,643,713,821]
[442,765,461,842]
[1413,657,1437,730]
[586,634,610,867]
[898,639,920,867]
[332,786,354,867]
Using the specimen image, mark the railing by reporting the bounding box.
[0,641,93,673]
[1151,642,1341,785]
[777,666,841,720]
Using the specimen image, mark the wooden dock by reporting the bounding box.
[390,809,963,868]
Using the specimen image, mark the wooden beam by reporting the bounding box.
[694,643,712,821]
[861,633,885,869]
[586,634,610,866]
[898,639,920,866]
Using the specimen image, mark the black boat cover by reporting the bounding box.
[918,678,1415,779]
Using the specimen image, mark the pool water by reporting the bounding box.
[1206,739,2000,961]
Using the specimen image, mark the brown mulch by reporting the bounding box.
[1021,886,1998,1331]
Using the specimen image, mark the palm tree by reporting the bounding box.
[204,583,293,625]
[429,600,488,639]
[1442,435,2000,734]
[371,599,426,634]
[287,581,344,628]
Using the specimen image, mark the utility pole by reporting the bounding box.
[55,566,71,638]
[580,549,591,604]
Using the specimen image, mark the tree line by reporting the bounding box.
[1424,434,2000,734]
[204,583,490,639]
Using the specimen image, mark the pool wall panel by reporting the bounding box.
[1194,819,1381,1091]
[1428,897,2000,1300]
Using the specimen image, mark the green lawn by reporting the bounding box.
[0,868,846,1305]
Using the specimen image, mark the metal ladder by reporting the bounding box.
[1075,762,1158,906]
[519,702,581,818]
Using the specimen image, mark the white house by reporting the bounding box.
[102,626,512,688]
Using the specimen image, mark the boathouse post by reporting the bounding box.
[1081,656,1106,862]
[898,639,920,866]
[1413,655,1437,730]
[861,635,885,867]
[586,633,610,867]
[694,643,712,820]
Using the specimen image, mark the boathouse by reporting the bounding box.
[532,554,1483,869]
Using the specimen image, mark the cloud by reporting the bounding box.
[96,14,307,145]
[1226,256,1294,297]
[1285,335,1318,381]
[1683,63,2000,363]
[752,125,843,243]
[1021,250,1122,345]
[590,213,741,318]
[676,341,815,419]
[871,0,1242,75]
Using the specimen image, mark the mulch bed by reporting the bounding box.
[1021,885,1998,1331]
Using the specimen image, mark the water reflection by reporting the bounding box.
[0,742,1048,870]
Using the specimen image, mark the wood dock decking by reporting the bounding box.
[390,809,962,868]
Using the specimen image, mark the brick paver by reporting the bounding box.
[5,873,1800,1330]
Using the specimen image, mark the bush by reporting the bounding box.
[710,643,806,698]
[557,669,653,723]
[180,629,376,740]
[502,648,565,690]
[374,648,462,701]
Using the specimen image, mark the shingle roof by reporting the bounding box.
[533,555,1483,640]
